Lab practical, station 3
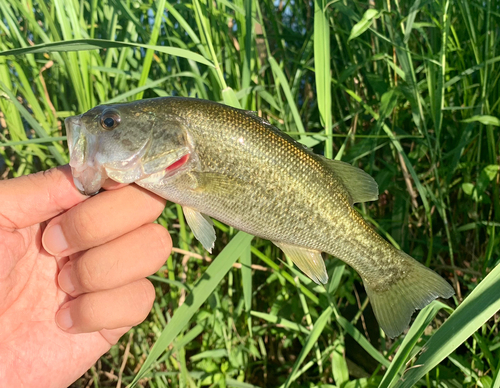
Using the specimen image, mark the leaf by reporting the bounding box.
[250,311,310,334]
[222,87,242,109]
[331,343,349,387]
[462,115,500,126]
[462,182,474,196]
[268,56,305,134]
[240,244,253,334]
[404,0,422,44]
[130,232,254,387]
[283,307,332,388]
[0,80,66,165]
[395,262,500,388]
[314,0,332,158]
[0,38,214,68]
[379,89,399,120]
[348,9,381,41]
[378,301,453,388]
[336,315,391,368]
[484,165,500,181]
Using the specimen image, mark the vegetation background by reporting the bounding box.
[1,0,500,387]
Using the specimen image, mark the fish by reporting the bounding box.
[65,97,454,338]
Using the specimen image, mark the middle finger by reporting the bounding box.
[58,223,171,296]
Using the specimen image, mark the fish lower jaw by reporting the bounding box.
[71,166,106,196]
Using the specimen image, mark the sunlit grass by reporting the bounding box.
[1,0,499,387]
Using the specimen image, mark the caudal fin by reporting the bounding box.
[364,255,454,338]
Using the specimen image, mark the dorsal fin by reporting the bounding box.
[320,158,379,204]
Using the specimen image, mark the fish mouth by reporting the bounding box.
[66,115,106,196]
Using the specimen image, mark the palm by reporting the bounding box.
[1,167,169,387]
[0,224,109,387]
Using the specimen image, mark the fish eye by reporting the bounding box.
[100,110,121,130]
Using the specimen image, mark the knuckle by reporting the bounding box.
[75,257,96,291]
[137,188,165,218]
[78,295,100,329]
[145,224,172,267]
[69,207,99,246]
[133,280,155,320]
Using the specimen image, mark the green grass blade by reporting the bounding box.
[240,244,253,334]
[250,311,310,334]
[268,56,306,136]
[130,231,254,386]
[222,87,242,109]
[395,262,500,388]
[135,0,165,100]
[0,39,214,68]
[336,315,390,368]
[283,306,332,388]
[331,342,349,387]
[0,80,66,165]
[379,300,453,388]
[103,73,200,104]
[314,0,332,158]
[0,136,66,147]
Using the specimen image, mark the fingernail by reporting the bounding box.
[43,224,69,255]
[56,306,73,330]
[58,263,75,294]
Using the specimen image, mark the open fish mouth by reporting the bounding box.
[66,115,106,196]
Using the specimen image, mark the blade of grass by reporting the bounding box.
[0,80,66,164]
[379,300,453,388]
[0,39,214,68]
[135,0,166,100]
[240,244,253,334]
[314,0,332,158]
[396,262,500,388]
[130,231,254,386]
[282,306,332,388]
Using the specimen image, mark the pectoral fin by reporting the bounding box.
[183,206,216,253]
[273,242,328,285]
[192,172,247,195]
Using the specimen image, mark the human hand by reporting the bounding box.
[0,165,171,387]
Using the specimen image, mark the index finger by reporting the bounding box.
[42,184,166,256]
[0,165,87,230]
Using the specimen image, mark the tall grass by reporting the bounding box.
[1,0,499,387]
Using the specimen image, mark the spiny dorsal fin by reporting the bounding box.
[183,206,216,253]
[273,242,328,285]
[320,157,379,204]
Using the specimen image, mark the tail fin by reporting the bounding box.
[364,255,455,338]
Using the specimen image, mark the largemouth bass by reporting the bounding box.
[65,97,454,338]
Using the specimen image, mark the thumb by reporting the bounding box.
[0,165,87,230]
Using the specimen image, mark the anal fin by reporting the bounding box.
[273,242,328,285]
[183,206,216,253]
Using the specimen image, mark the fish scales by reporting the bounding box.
[159,100,400,284]
[66,97,454,338]
[158,101,404,283]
